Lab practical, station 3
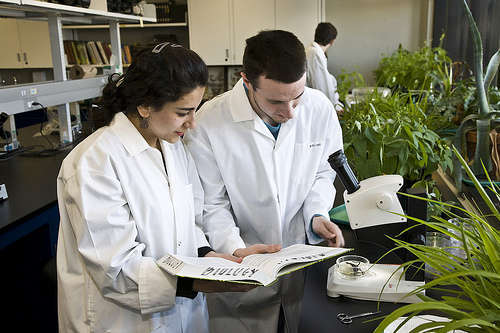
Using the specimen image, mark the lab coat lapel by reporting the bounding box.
[159,141,179,188]
[159,141,196,256]
[313,41,327,66]
[229,78,275,141]
[275,115,297,150]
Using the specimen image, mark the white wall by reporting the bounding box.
[325,0,430,84]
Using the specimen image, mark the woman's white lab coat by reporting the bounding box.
[306,41,343,111]
[57,112,209,333]
[184,79,343,332]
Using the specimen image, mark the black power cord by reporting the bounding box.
[0,102,88,161]
[31,102,57,149]
[0,112,10,140]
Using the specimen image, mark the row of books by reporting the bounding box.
[151,1,187,23]
[63,40,133,66]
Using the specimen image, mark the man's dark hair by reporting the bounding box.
[242,30,306,88]
[99,43,208,124]
[314,22,337,46]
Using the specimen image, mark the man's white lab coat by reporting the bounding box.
[306,41,343,111]
[184,79,343,332]
[57,112,209,333]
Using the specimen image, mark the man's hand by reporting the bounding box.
[192,279,257,293]
[233,244,281,258]
[204,251,242,263]
[312,216,345,247]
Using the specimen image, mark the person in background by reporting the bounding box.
[184,30,345,333]
[306,22,344,113]
[56,42,251,333]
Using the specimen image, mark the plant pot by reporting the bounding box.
[465,128,500,180]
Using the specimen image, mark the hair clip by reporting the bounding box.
[152,42,182,54]
[116,76,125,87]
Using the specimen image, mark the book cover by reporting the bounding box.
[96,41,109,65]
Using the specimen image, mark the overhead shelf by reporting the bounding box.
[0,0,149,144]
[0,0,156,24]
[1,0,21,5]
[63,22,187,29]
[0,76,108,116]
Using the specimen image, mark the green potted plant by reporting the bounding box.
[341,90,453,190]
[453,0,500,190]
[336,70,366,104]
[374,146,500,332]
[374,40,452,95]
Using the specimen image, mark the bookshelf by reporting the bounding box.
[15,0,156,23]
[0,0,155,145]
[63,22,187,29]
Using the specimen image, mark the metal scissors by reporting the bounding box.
[337,311,381,324]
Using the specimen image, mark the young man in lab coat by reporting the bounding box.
[306,22,344,112]
[184,30,345,333]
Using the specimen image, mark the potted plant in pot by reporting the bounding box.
[341,90,453,191]
[453,0,500,191]
[374,146,500,332]
[374,39,452,96]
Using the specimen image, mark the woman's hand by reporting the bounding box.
[192,246,281,292]
[193,251,255,292]
[204,251,242,263]
[233,244,281,258]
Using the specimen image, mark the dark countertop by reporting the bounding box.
[0,126,75,231]
[299,225,406,332]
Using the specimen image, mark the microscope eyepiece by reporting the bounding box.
[328,150,360,194]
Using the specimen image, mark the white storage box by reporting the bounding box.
[89,0,107,12]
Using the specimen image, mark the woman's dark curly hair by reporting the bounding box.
[99,43,208,124]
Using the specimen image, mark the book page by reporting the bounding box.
[242,244,350,276]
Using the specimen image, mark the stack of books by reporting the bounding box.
[63,40,133,66]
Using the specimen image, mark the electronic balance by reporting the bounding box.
[326,151,425,302]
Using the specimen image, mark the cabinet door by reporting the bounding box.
[17,20,53,68]
[188,0,232,65]
[232,0,275,65]
[0,19,23,69]
[276,0,323,49]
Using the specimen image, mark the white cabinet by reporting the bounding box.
[232,0,275,65]
[188,0,324,66]
[0,18,52,68]
[188,0,232,65]
[276,0,323,49]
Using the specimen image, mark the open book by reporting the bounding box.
[157,244,351,286]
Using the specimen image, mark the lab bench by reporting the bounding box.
[0,124,74,331]
[0,125,407,332]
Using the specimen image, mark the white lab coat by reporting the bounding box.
[57,112,210,333]
[184,79,343,332]
[306,42,343,111]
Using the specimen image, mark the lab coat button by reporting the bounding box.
[177,241,182,247]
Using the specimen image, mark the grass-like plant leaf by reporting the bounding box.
[374,147,500,332]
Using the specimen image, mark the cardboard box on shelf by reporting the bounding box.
[89,0,107,12]
[143,3,156,19]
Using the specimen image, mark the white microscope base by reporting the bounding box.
[327,263,424,303]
